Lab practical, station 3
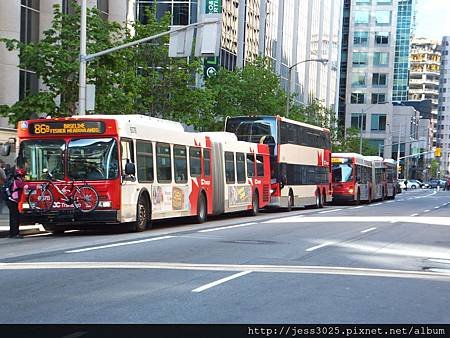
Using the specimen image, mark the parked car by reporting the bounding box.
[429,179,440,189]
[406,179,422,189]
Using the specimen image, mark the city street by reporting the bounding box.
[1,189,450,324]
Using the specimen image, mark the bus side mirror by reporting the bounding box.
[0,144,11,156]
[125,162,136,176]
[280,175,287,189]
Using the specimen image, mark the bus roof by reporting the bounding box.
[364,156,383,162]
[227,115,329,133]
[80,114,185,132]
[332,152,364,159]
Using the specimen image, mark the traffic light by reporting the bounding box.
[435,147,441,157]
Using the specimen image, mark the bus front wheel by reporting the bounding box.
[248,191,259,216]
[133,196,149,232]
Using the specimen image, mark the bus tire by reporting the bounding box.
[248,190,259,216]
[133,196,149,232]
[286,191,294,212]
[314,190,321,209]
[195,193,207,224]
[322,189,326,207]
[355,190,361,205]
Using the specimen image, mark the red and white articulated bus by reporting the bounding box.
[365,156,386,201]
[15,115,270,233]
[225,115,332,209]
[383,159,397,199]
[331,153,373,204]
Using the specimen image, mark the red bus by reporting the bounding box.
[14,115,271,233]
[331,153,373,204]
[225,115,332,209]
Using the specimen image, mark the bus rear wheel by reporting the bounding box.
[286,192,294,212]
[195,193,207,224]
[314,190,321,209]
[355,190,361,205]
[248,191,259,216]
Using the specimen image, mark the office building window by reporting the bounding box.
[371,114,387,131]
[97,0,109,20]
[375,32,389,45]
[371,93,386,104]
[20,0,39,100]
[354,32,369,46]
[351,114,366,131]
[353,52,368,67]
[354,11,370,25]
[356,0,371,4]
[377,0,391,4]
[351,93,365,104]
[374,52,389,66]
[173,2,189,25]
[352,73,367,87]
[375,11,391,25]
[372,73,388,86]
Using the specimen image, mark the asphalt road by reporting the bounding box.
[1,189,449,324]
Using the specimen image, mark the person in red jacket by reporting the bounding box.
[7,168,26,239]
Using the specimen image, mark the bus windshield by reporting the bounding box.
[225,117,277,143]
[19,140,66,181]
[68,138,119,180]
[332,163,353,183]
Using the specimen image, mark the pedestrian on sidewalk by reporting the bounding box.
[7,168,25,239]
[0,161,6,214]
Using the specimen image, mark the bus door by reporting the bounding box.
[120,139,139,222]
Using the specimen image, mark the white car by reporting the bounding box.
[398,179,422,189]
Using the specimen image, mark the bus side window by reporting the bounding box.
[256,154,264,177]
[136,140,153,182]
[236,152,246,183]
[203,149,211,177]
[174,145,187,183]
[156,143,172,183]
[246,154,255,178]
[120,139,134,175]
[189,147,201,177]
[225,152,235,184]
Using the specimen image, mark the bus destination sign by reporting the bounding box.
[29,121,105,135]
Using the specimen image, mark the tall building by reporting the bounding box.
[392,0,415,101]
[338,0,416,155]
[408,37,441,145]
[437,36,450,176]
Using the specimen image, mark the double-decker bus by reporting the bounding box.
[225,115,332,209]
[14,115,270,233]
[331,153,373,204]
[383,159,397,199]
[365,156,386,201]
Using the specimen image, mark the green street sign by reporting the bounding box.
[204,0,222,78]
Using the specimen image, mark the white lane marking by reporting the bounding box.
[390,221,398,224]
[361,227,376,233]
[386,201,394,204]
[410,213,419,217]
[65,236,175,253]
[350,206,364,209]
[198,222,257,233]
[65,230,79,233]
[192,271,252,293]
[305,241,334,252]
[441,204,447,207]
[434,206,440,209]
[427,268,450,275]
[424,210,430,213]
[427,258,450,264]
[2,262,450,281]
[318,208,342,214]
[25,232,52,238]
[371,203,383,206]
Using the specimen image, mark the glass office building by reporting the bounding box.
[392,0,416,101]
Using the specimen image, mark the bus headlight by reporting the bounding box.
[98,201,112,208]
[348,188,354,194]
[22,203,30,209]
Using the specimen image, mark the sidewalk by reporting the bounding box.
[0,207,43,237]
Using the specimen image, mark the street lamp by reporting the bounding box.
[358,102,388,154]
[286,58,328,117]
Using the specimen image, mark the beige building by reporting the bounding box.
[409,37,441,145]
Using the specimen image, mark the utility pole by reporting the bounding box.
[78,0,87,115]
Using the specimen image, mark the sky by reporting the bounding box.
[414,0,450,41]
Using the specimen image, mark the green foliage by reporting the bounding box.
[204,58,288,130]
[0,3,211,127]
[430,159,440,178]
[333,127,378,155]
